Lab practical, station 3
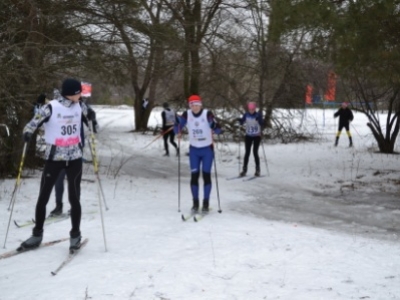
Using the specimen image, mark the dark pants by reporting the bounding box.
[243,136,261,170]
[33,159,82,237]
[163,128,177,154]
[54,169,66,206]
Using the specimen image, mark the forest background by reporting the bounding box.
[0,0,399,176]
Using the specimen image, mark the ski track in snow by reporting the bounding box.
[0,105,400,300]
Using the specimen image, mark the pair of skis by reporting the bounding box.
[181,211,209,222]
[226,175,265,182]
[0,237,88,276]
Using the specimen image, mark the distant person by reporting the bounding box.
[142,98,149,115]
[174,95,222,212]
[334,102,354,147]
[161,102,179,156]
[20,78,93,252]
[237,102,264,177]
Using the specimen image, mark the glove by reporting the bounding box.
[236,117,241,122]
[36,94,46,105]
[23,132,32,142]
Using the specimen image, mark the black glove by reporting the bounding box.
[23,132,32,142]
[36,94,46,105]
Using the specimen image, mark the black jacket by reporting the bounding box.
[334,108,354,125]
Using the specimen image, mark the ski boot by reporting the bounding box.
[191,199,199,213]
[69,232,82,252]
[49,204,63,217]
[202,200,210,213]
[19,229,43,250]
[239,167,247,177]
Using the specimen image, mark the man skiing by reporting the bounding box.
[161,102,179,156]
[334,102,354,147]
[237,102,264,177]
[20,78,92,251]
[174,94,222,213]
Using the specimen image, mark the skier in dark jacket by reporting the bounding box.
[237,102,264,177]
[161,102,179,156]
[334,102,354,147]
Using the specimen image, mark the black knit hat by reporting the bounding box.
[61,78,82,96]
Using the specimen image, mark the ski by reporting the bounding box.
[242,175,266,182]
[193,212,209,222]
[226,175,245,181]
[181,212,195,221]
[0,238,69,260]
[14,214,69,228]
[51,238,89,276]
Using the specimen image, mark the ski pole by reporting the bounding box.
[88,122,108,210]
[351,123,362,139]
[4,143,27,248]
[87,121,108,252]
[7,143,27,210]
[142,127,173,149]
[238,129,241,175]
[213,135,222,213]
[177,125,181,212]
[260,139,270,176]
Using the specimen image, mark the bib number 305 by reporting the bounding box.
[61,124,77,135]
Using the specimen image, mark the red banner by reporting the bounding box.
[324,71,336,101]
[81,82,92,97]
[305,84,313,104]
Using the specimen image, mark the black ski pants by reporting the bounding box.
[163,127,177,154]
[33,159,82,237]
[243,135,261,170]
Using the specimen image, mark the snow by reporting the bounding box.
[1,105,400,300]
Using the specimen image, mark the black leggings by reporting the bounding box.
[163,129,177,154]
[243,136,261,169]
[33,159,82,237]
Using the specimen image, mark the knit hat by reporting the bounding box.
[163,102,169,109]
[61,78,82,97]
[247,102,257,110]
[188,94,202,106]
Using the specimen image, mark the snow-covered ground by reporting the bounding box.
[1,105,400,300]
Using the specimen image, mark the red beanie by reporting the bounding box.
[188,94,202,106]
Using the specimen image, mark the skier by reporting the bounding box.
[174,94,222,212]
[334,102,354,147]
[20,78,92,251]
[237,102,264,177]
[49,102,98,216]
[161,102,179,156]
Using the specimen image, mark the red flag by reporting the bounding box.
[324,71,336,101]
[81,82,92,97]
[305,84,313,105]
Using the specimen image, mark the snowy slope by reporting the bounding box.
[0,106,399,300]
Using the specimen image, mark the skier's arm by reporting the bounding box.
[256,112,264,128]
[23,104,52,140]
[237,114,246,125]
[161,111,166,129]
[334,109,340,118]
[349,110,354,122]
[174,111,188,134]
[207,110,222,134]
